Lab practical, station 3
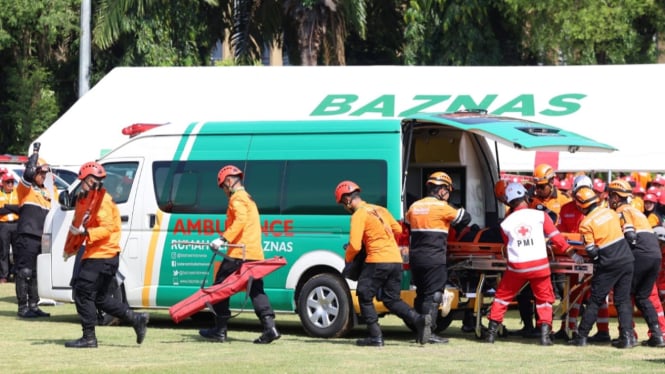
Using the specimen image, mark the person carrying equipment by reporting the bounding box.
[568,187,635,348]
[199,165,280,344]
[336,180,431,346]
[65,162,149,348]
[485,182,573,346]
[406,171,470,344]
[608,179,665,348]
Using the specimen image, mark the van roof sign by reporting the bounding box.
[404,112,617,153]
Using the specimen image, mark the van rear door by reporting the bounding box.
[400,111,616,225]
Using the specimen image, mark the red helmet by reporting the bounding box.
[0,167,7,176]
[494,180,508,201]
[648,186,660,196]
[335,181,361,203]
[78,162,106,180]
[558,178,572,191]
[632,185,645,195]
[217,165,243,187]
[659,193,665,206]
[644,193,658,203]
[592,178,606,194]
[653,175,665,186]
[622,175,636,187]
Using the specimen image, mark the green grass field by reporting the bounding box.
[1,282,664,373]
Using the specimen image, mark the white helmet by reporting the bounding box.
[505,182,527,203]
[573,175,593,192]
[654,226,665,243]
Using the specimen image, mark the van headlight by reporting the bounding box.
[41,233,52,254]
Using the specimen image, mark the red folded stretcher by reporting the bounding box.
[169,256,287,323]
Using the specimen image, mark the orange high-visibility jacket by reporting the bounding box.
[82,193,122,260]
[346,201,402,264]
[222,188,263,261]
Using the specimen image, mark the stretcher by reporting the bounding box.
[445,231,593,338]
[168,242,287,323]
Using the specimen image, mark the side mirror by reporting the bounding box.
[58,190,71,208]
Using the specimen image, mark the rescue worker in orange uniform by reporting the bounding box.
[65,162,149,348]
[14,152,57,318]
[554,175,612,342]
[592,178,609,208]
[406,172,470,344]
[530,164,571,223]
[653,226,665,303]
[631,185,646,213]
[336,180,431,346]
[485,182,573,346]
[0,173,19,283]
[200,165,280,344]
[568,187,635,348]
[644,193,662,228]
[607,179,665,347]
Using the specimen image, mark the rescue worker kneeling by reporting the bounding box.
[336,181,431,346]
[485,182,573,346]
[65,162,149,348]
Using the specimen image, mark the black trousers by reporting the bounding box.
[0,222,17,279]
[211,258,275,321]
[578,264,634,336]
[13,234,40,271]
[73,256,128,330]
[410,262,446,315]
[632,254,661,328]
[357,262,413,326]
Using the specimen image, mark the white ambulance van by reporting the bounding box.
[38,111,613,338]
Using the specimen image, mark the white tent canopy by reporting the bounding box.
[33,64,665,172]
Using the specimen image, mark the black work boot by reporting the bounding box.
[125,310,149,344]
[644,326,665,347]
[254,315,281,344]
[612,329,636,349]
[568,332,588,346]
[357,322,384,347]
[540,324,553,346]
[409,310,431,345]
[199,317,228,342]
[15,271,34,318]
[485,320,499,343]
[65,328,98,348]
[28,303,50,318]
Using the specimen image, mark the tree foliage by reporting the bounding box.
[1,0,665,154]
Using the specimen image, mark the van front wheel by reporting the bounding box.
[297,274,352,338]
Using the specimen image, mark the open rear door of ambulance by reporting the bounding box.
[399,110,617,222]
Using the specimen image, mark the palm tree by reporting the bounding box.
[283,0,366,65]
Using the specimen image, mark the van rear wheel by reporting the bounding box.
[298,273,352,338]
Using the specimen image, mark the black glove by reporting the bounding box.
[624,231,637,249]
[586,246,600,262]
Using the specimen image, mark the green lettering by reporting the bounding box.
[446,95,497,113]
[493,94,535,116]
[310,95,358,116]
[541,94,586,116]
[350,95,395,117]
[398,95,451,117]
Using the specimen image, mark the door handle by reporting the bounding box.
[121,215,129,223]
[148,214,156,228]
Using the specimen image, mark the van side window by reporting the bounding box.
[100,161,139,204]
[153,160,387,215]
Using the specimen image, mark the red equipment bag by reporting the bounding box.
[169,256,287,323]
[63,188,106,259]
